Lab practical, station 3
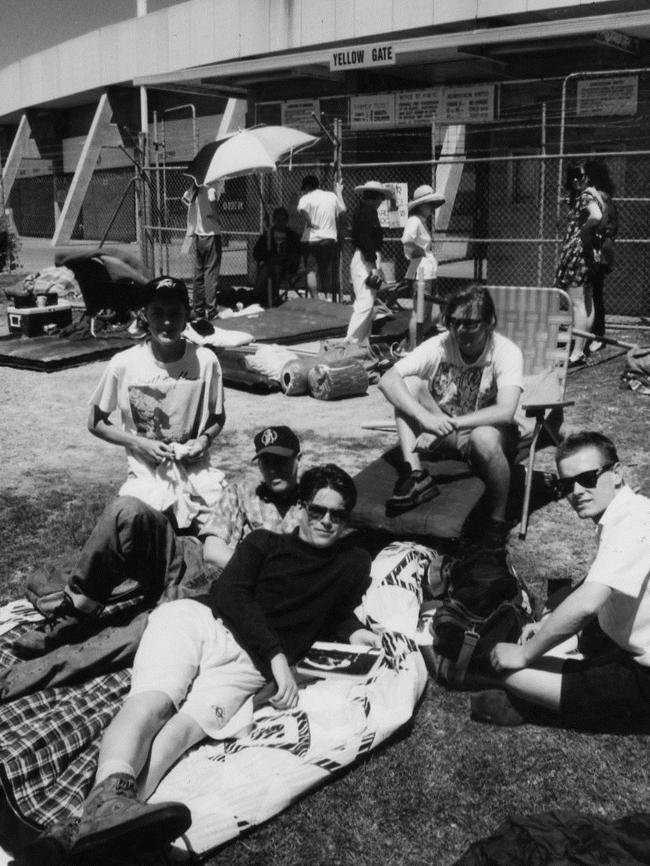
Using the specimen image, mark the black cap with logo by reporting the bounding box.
[253,426,301,460]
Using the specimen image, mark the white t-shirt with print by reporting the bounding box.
[393,330,523,419]
[90,340,224,481]
[586,486,650,665]
[298,188,343,243]
[401,214,435,280]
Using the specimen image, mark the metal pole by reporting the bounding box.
[162,104,196,275]
[153,110,163,274]
[537,102,546,287]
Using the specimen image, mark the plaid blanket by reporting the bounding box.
[0,619,131,843]
[0,542,433,857]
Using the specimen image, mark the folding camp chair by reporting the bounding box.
[352,285,573,543]
[483,285,574,539]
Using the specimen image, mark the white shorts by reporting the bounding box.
[129,599,266,739]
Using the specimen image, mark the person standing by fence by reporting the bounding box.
[298,175,346,300]
[401,184,446,347]
[183,182,222,320]
[582,160,618,354]
[554,164,604,367]
[345,181,392,346]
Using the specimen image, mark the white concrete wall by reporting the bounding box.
[0,0,620,120]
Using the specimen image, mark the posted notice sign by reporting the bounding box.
[330,43,395,71]
[577,76,638,117]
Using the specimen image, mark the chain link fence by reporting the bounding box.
[7,144,650,318]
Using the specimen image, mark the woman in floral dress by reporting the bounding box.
[554,164,604,366]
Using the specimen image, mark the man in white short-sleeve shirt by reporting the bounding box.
[379,284,523,542]
[298,174,346,300]
[478,431,650,727]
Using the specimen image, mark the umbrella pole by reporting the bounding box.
[255,176,273,309]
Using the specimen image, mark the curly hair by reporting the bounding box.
[298,464,358,513]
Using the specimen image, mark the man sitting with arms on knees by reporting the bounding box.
[20,465,376,862]
[202,425,303,570]
[473,431,650,727]
[379,284,523,546]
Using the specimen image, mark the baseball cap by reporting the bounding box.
[253,426,301,460]
[143,275,189,308]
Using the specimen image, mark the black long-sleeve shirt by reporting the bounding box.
[350,201,384,263]
[199,528,371,678]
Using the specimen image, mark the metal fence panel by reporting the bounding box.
[8,145,650,319]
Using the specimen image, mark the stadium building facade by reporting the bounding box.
[1,0,650,313]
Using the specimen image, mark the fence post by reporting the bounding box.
[536,103,547,287]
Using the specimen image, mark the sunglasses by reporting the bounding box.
[306,503,348,525]
[448,316,485,332]
[553,463,614,497]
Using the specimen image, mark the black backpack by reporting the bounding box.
[426,549,534,688]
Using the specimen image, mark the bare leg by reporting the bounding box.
[394,376,434,471]
[96,691,175,781]
[468,425,513,522]
[568,283,594,358]
[138,711,206,800]
[503,666,563,712]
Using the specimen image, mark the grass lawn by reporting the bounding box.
[1,319,649,865]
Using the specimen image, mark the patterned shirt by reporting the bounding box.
[199,479,302,545]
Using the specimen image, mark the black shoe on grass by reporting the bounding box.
[470,689,527,726]
[386,469,439,515]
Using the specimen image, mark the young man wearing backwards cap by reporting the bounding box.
[12,276,226,657]
[345,180,394,346]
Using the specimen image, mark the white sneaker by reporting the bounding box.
[589,340,604,353]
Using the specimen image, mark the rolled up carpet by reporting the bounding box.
[307,360,369,400]
[281,356,317,395]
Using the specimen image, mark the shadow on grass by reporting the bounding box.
[0,475,115,600]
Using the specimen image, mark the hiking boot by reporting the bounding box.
[470,689,527,726]
[73,773,191,856]
[14,816,80,866]
[386,469,440,515]
[11,594,95,660]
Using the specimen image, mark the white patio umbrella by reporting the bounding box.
[185,125,318,185]
[185,125,319,307]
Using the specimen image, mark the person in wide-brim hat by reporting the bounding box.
[346,182,391,346]
[407,184,445,211]
[354,180,393,198]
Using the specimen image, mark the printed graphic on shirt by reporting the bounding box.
[128,377,204,442]
[430,362,496,416]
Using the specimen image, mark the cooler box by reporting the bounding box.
[7,304,73,337]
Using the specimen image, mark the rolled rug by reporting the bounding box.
[281,356,317,395]
[307,360,369,400]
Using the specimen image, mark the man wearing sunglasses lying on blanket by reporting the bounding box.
[472,431,650,727]
[19,464,377,863]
